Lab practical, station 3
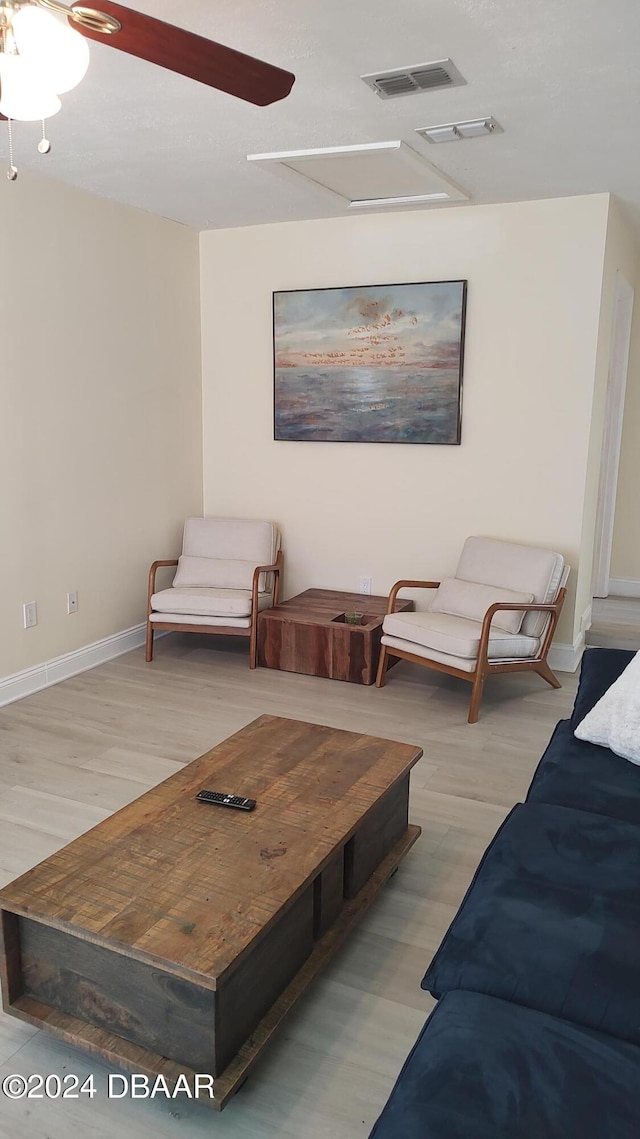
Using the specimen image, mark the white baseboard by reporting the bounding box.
[580,604,593,634]
[0,622,587,703]
[608,577,640,598]
[548,602,594,673]
[0,623,149,709]
[548,634,585,674]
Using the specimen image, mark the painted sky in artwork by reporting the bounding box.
[274,282,465,371]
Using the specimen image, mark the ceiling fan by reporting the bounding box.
[0,0,295,137]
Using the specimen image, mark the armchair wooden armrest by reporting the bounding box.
[250,549,284,669]
[386,578,440,615]
[147,559,178,615]
[251,548,284,609]
[477,588,567,667]
[463,587,567,724]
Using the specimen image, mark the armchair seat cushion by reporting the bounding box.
[150,587,272,619]
[149,612,253,629]
[382,610,540,661]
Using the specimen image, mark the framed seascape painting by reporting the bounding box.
[273,279,467,444]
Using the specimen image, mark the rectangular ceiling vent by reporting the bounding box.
[417,117,503,143]
[361,59,466,100]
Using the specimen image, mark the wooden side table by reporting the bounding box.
[257,588,414,685]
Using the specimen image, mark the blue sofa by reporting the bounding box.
[370,648,640,1139]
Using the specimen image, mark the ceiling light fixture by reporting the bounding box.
[0,0,120,175]
[1,1,294,181]
[416,117,503,143]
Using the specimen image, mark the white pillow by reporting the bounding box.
[173,555,266,591]
[431,577,534,635]
[574,650,640,764]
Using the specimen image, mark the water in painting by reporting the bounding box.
[274,281,466,444]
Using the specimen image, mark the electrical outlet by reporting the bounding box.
[23,601,37,629]
[67,591,79,614]
[358,576,372,595]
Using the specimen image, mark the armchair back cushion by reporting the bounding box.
[431,577,534,635]
[455,537,565,638]
[174,518,280,594]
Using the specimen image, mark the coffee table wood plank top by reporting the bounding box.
[258,588,414,685]
[4,827,419,1110]
[0,716,419,985]
[0,715,422,1109]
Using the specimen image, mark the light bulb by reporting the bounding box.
[0,53,61,121]
[12,6,90,94]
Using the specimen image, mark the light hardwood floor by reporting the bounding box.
[0,636,578,1138]
[587,595,640,650]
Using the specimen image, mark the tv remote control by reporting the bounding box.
[195,790,256,811]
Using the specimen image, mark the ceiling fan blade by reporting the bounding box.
[70,2,295,106]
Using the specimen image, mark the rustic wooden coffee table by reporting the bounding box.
[0,715,421,1110]
[258,588,414,684]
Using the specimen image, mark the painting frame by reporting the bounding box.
[272,279,467,445]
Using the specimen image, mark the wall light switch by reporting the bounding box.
[67,591,79,615]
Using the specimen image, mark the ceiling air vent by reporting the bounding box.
[361,59,466,100]
[416,117,503,143]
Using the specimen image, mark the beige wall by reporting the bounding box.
[200,195,611,648]
[0,171,203,679]
[610,264,640,580]
[576,197,639,612]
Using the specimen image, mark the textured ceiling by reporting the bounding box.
[4,0,640,231]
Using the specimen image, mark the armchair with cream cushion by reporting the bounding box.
[376,537,569,723]
[146,517,283,668]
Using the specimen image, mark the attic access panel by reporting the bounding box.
[248,141,468,209]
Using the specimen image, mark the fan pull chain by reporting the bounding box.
[38,121,51,155]
[6,119,17,181]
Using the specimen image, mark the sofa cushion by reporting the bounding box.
[455,536,564,638]
[574,650,640,764]
[430,577,534,634]
[382,611,539,661]
[421,802,640,1045]
[173,555,267,592]
[570,647,636,730]
[527,719,640,824]
[369,991,640,1139]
